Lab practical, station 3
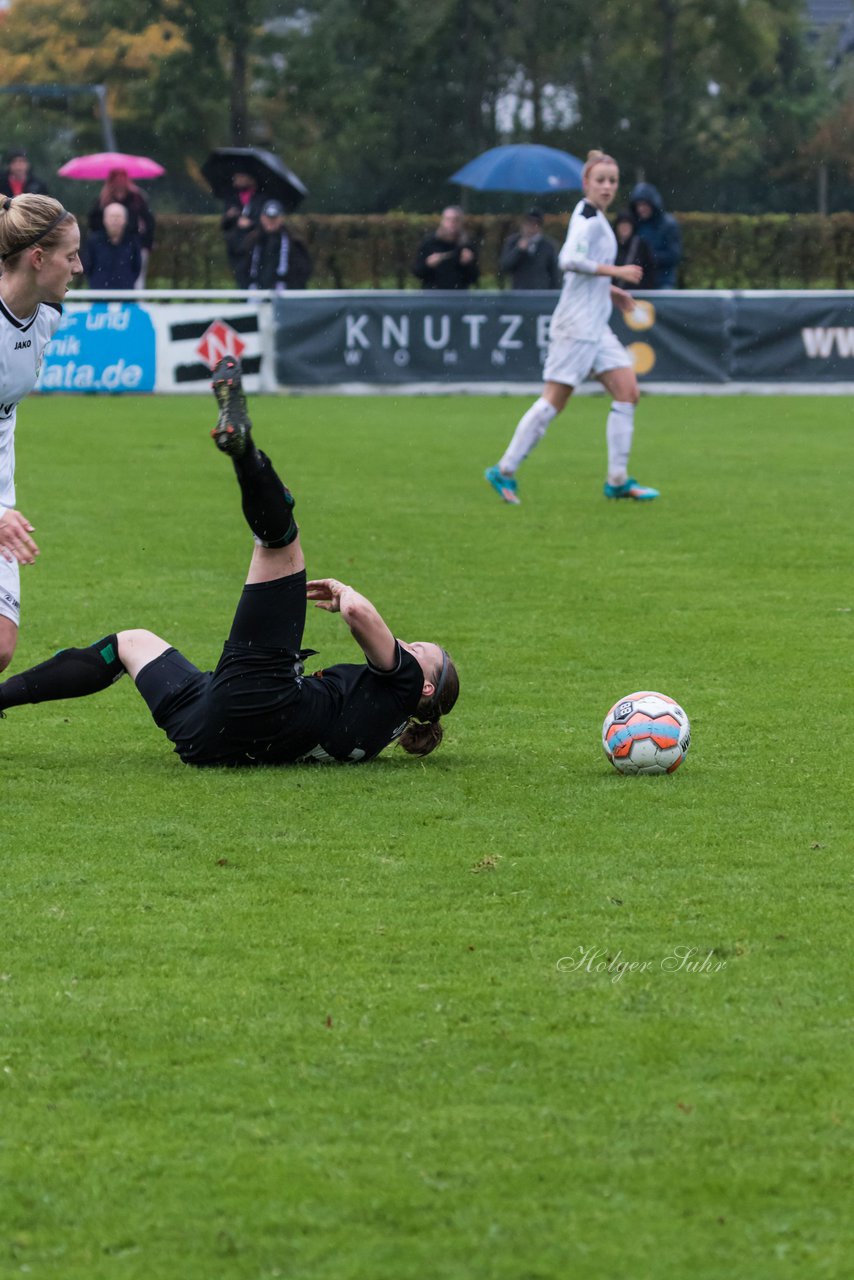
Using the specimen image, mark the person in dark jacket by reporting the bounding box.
[412,206,479,290]
[629,182,681,288]
[0,150,50,198]
[247,200,313,291]
[87,169,155,286]
[499,210,561,290]
[81,203,142,290]
[221,172,266,288]
[613,209,656,290]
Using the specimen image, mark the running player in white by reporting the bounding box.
[485,150,658,506]
[0,194,82,671]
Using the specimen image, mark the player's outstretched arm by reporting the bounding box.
[306,579,397,671]
[0,508,39,565]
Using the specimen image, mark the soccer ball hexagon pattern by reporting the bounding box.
[602,691,691,775]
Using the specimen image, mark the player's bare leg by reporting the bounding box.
[0,616,17,674]
[116,630,172,680]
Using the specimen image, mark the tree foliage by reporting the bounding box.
[0,0,849,213]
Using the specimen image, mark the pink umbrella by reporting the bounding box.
[58,152,165,180]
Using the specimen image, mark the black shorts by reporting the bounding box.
[135,570,330,766]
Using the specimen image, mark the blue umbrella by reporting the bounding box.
[449,144,585,193]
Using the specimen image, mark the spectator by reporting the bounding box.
[628,182,682,288]
[88,168,155,287]
[412,206,479,290]
[81,203,142,290]
[0,149,50,198]
[247,200,313,292]
[221,172,265,288]
[499,209,561,290]
[613,209,656,289]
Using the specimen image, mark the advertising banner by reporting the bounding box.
[148,303,268,393]
[37,291,854,394]
[39,302,157,394]
[274,291,734,387]
[731,293,854,382]
[39,300,272,395]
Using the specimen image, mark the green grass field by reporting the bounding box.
[2,391,851,1279]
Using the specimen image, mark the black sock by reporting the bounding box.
[233,449,298,548]
[0,635,125,710]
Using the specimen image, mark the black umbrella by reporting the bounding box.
[201,147,308,210]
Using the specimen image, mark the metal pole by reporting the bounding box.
[94,85,117,151]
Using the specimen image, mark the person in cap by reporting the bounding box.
[247,200,313,292]
[0,357,460,764]
[499,210,561,291]
[0,194,82,671]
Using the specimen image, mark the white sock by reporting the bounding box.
[606,401,635,485]
[499,397,558,474]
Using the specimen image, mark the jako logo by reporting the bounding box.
[801,327,854,358]
[14,339,32,351]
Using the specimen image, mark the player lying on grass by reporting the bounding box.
[0,357,459,764]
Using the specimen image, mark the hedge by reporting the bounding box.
[82,212,854,291]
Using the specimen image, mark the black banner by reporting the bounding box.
[273,291,854,387]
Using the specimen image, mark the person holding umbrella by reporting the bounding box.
[87,169,156,288]
[499,209,561,291]
[221,172,265,288]
[201,148,309,289]
[484,149,659,506]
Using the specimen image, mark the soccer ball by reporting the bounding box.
[602,691,691,775]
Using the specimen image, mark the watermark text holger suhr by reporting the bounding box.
[557,946,727,984]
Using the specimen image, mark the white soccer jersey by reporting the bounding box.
[549,200,617,343]
[0,297,62,507]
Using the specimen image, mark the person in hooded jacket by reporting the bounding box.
[614,210,656,290]
[629,182,682,288]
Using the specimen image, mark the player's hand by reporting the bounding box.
[0,508,39,565]
[617,264,643,284]
[610,287,635,313]
[306,578,348,613]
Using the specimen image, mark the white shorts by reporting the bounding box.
[0,554,20,627]
[542,326,632,388]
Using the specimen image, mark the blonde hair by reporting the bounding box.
[0,194,75,263]
[582,149,619,187]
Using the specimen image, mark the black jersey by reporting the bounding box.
[137,636,424,768]
[297,645,424,763]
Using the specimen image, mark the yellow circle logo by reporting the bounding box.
[623,300,656,332]
[629,342,656,375]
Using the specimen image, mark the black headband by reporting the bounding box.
[430,648,451,714]
[0,201,70,260]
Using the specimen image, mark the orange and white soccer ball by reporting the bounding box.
[602,691,691,775]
